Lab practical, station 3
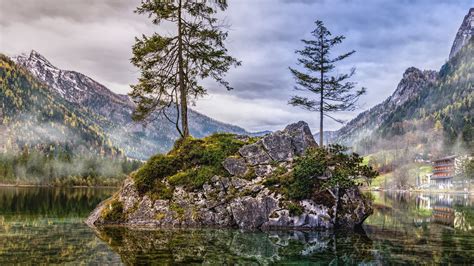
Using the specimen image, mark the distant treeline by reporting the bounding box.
[0,147,141,186]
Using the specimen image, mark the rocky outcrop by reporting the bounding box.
[449,8,474,59]
[86,121,372,230]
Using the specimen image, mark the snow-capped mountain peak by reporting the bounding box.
[13,50,129,106]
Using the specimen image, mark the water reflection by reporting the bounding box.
[364,191,474,264]
[90,191,473,264]
[0,188,473,264]
[94,227,374,264]
[0,187,120,264]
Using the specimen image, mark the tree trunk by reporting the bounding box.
[320,88,323,146]
[177,0,189,138]
[319,37,324,146]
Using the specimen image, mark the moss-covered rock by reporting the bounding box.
[86,121,376,230]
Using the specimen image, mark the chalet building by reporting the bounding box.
[431,155,458,188]
[431,155,472,188]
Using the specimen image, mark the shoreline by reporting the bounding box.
[0,183,120,189]
[363,188,473,195]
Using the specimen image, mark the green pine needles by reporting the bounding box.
[130,0,240,138]
[289,21,366,145]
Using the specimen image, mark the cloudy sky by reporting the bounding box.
[0,0,471,132]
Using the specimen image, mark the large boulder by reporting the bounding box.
[336,187,373,228]
[284,121,318,155]
[261,132,294,162]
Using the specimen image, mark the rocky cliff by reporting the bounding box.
[449,8,473,59]
[333,8,473,152]
[86,121,373,230]
[334,67,437,146]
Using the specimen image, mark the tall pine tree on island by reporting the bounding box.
[130,0,240,138]
[289,20,366,146]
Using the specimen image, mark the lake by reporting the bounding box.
[0,187,472,264]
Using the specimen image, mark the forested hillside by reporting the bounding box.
[13,51,250,159]
[378,38,473,151]
[0,55,140,185]
[355,38,473,157]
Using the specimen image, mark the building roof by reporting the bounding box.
[433,155,457,162]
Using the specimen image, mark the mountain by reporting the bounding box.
[334,67,438,146]
[449,8,474,59]
[12,51,250,159]
[0,54,120,156]
[333,8,474,157]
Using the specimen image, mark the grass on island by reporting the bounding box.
[132,133,258,197]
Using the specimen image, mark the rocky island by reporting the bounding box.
[86,121,375,230]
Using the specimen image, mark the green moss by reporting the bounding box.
[263,145,378,201]
[133,154,179,194]
[242,166,256,180]
[155,212,166,220]
[286,202,304,216]
[170,203,185,220]
[133,133,253,194]
[101,199,125,223]
[147,181,174,201]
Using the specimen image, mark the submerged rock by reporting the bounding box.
[86,121,372,230]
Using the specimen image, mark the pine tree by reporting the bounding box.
[130,0,240,138]
[289,20,366,145]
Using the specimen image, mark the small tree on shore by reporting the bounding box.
[289,20,366,145]
[130,0,240,138]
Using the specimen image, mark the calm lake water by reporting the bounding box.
[0,187,473,264]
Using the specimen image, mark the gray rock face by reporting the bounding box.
[336,188,373,228]
[284,121,319,155]
[223,157,248,176]
[449,8,474,59]
[230,192,279,229]
[262,132,294,162]
[86,121,372,231]
[238,142,272,165]
[239,121,317,165]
